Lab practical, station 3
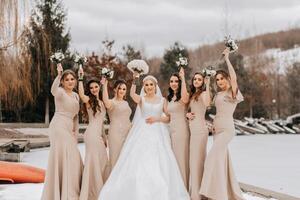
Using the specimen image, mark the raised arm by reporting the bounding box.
[51,63,63,97]
[102,77,113,109]
[179,67,189,104]
[201,77,212,107]
[78,67,89,103]
[130,72,141,104]
[223,48,238,97]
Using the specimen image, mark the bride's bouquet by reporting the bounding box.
[101,67,114,79]
[127,59,149,75]
[202,66,216,77]
[176,53,188,68]
[50,51,65,64]
[74,53,88,66]
[224,36,238,53]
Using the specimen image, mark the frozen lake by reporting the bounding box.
[0,134,299,199]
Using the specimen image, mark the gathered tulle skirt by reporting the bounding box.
[98,119,190,200]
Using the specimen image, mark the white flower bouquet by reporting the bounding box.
[176,54,188,68]
[74,53,88,66]
[224,36,238,53]
[202,66,216,77]
[50,51,65,63]
[127,59,149,75]
[101,67,114,79]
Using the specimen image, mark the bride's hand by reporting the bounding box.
[146,116,158,124]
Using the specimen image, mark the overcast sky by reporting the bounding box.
[60,0,300,57]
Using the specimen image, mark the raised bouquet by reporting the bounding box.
[224,36,238,53]
[74,53,88,66]
[127,59,149,75]
[176,53,188,68]
[101,67,114,79]
[202,66,216,77]
[50,51,65,63]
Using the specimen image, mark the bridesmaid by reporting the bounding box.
[42,64,83,200]
[102,77,132,169]
[187,71,211,200]
[166,67,190,188]
[78,68,109,200]
[200,48,245,200]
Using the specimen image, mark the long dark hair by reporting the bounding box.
[82,78,102,122]
[113,79,127,100]
[167,73,182,102]
[215,70,230,92]
[190,72,205,101]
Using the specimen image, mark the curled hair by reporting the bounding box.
[81,78,102,122]
[167,73,182,102]
[190,72,205,101]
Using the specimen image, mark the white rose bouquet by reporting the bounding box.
[224,36,238,53]
[74,53,88,66]
[101,67,114,79]
[176,53,188,68]
[202,66,217,77]
[127,59,149,75]
[50,51,65,63]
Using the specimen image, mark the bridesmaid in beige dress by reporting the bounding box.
[102,77,132,169]
[200,48,245,200]
[78,68,109,200]
[41,64,83,200]
[166,67,190,188]
[186,72,211,200]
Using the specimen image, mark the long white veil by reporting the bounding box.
[132,75,163,124]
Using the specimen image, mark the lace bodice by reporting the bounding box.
[140,97,164,119]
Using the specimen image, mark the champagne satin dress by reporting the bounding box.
[189,93,209,200]
[80,103,109,200]
[107,99,132,169]
[167,100,190,188]
[200,89,245,200]
[41,75,83,200]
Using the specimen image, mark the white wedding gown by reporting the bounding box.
[99,97,190,200]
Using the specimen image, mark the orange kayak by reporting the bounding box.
[0,161,45,183]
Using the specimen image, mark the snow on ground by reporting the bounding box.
[0,183,273,200]
[1,134,299,199]
[226,134,300,198]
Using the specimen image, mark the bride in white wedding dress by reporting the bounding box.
[99,74,190,200]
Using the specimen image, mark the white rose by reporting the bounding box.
[102,68,108,74]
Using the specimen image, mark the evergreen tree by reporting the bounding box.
[122,44,142,64]
[160,42,191,81]
[25,0,71,123]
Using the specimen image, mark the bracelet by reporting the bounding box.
[78,78,83,81]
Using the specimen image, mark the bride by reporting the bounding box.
[99,72,190,200]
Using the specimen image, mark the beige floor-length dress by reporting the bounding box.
[79,103,109,200]
[167,100,190,188]
[189,94,209,200]
[200,89,245,200]
[41,75,83,200]
[107,99,132,169]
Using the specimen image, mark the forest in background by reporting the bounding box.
[1,0,300,123]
